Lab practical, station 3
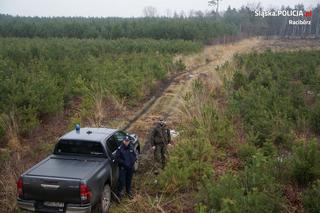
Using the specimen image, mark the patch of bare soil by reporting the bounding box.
[258,38,320,52]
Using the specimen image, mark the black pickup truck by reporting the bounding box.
[17,127,140,213]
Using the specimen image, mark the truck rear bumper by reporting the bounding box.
[17,198,91,213]
[17,199,35,211]
[66,204,91,213]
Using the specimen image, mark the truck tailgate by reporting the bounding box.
[23,176,81,203]
[22,156,102,203]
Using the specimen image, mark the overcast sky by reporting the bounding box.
[0,0,318,17]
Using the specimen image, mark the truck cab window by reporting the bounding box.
[106,136,119,154]
[113,131,127,144]
[55,140,105,157]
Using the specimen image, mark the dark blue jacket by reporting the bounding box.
[115,144,136,169]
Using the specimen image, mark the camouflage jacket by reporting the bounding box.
[150,123,171,146]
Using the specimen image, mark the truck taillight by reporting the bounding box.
[80,183,91,202]
[17,177,23,198]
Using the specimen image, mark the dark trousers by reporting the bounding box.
[154,144,167,169]
[117,167,133,196]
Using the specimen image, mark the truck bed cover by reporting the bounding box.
[27,156,102,179]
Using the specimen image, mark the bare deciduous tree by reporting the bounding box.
[143,6,158,17]
[165,9,172,17]
[208,0,222,14]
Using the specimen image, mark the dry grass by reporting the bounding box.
[176,38,262,71]
[87,86,106,127]
[0,156,25,213]
[112,193,169,213]
[111,189,195,213]
[86,86,127,128]
[0,144,55,213]
[0,112,21,152]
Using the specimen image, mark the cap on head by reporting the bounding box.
[123,136,130,142]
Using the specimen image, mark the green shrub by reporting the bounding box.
[158,138,213,192]
[195,50,320,213]
[17,106,39,134]
[232,71,247,90]
[303,180,320,213]
[290,139,320,186]
[240,153,283,198]
[172,59,186,73]
[260,140,277,157]
[310,101,320,133]
[197,153,286,212]
[195,104,235,148]
[228,51,320,147]
[237,142,257,163]
[0,37,201,139]
[197,173,242,212]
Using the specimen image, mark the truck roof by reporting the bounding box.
[60,127,118,142]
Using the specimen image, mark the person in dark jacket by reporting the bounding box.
[114,136,136,198]
[150,117,171,171]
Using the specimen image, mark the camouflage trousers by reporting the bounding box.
[154,144,167,169]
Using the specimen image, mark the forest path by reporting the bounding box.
[124,38,320,148]
[110,38,320,212]
[126,38,263,150]
[109,37,264,212]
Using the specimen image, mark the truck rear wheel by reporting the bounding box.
[133,148,140,172]
[100,184,111,213]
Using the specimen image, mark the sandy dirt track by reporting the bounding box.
[127,38,263,148]
[108,38,265,212]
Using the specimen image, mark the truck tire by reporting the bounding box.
[134,157,139,172]
[99,184,111,213]
[133,147,140,172]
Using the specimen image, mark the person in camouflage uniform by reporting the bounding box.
[150,117,171,170]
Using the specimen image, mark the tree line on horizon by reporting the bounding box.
[0,14,236,43]
[0,4,319,41]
